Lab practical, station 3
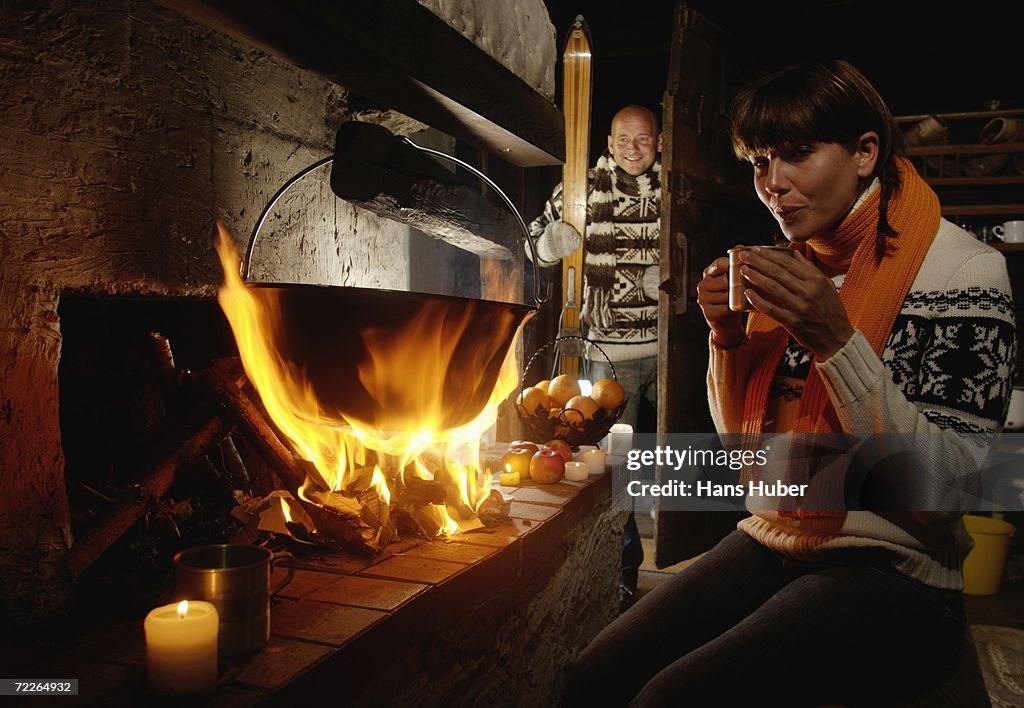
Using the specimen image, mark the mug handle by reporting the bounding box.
[993,224,1005,241]
[269,550,295,596]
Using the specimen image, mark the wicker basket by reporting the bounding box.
[515,336,626,447]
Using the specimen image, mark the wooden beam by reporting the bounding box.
[157,0,564,167]
[330,121,520,259]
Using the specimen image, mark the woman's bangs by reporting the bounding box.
[732,93,820,158]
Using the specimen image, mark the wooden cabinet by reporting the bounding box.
[899,108,1024,382]
[897,108,1024,249]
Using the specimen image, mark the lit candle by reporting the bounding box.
[145,600,219,694]
[498,463,521,487]
[564,461,588,481]
[581,448,607,475]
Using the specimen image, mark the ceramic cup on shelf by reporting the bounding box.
[1004,387,1024,430]
[981,117,1024,145]
[903,115,948,146]
[993,220,1024,244]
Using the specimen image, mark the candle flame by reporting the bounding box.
[177,600,189,618]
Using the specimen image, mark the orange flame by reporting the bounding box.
[215,224,524,535]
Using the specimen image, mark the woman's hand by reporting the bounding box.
[696,254,746,348]
[737,248,854,360]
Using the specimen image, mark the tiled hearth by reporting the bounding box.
[0,457,622,707]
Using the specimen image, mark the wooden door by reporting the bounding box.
[653,6,775,566]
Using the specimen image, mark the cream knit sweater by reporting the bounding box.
[708,219,1016,589]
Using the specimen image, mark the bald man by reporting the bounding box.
[528,104,662,430]
[528,105,662,608]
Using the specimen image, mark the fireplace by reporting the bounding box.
[0,0,623,703]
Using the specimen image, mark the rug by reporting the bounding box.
[971,625,1024,708]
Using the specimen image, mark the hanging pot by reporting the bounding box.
[233,122,548,430]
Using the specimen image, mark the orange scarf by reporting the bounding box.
[741,157,940,436]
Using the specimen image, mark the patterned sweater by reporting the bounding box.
[708,219,1016,589]
[528,163,660,362]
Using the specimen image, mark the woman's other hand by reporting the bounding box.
[738,248,854,360]
[697,255,746,348]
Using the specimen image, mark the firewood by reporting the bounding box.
[60,414,232,578]
[200,359,308,493]
[202,360,377,555]
[148,332,179,409]
[401,477,446,505]
[218,434,251,492]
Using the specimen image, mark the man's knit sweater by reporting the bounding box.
[708,219,1016,589]
[528,163,660,362]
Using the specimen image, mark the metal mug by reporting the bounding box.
[727,245,794,312]
[174,544,295,656]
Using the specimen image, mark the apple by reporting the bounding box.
[501,447,534,480]
[508,440,540,455]
[530,448,565,484]
[545,439,573,463]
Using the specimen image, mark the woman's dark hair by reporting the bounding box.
[730,60,904,259]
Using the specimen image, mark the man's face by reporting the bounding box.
[607,109,661,176]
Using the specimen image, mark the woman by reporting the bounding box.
[563,60,1015,706]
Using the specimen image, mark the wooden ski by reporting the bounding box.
[557,15,593,378]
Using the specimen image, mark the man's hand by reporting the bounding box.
[530,221,582,265]
[641,265,660,301]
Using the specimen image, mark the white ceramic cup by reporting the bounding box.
[993,220,1024,244]
[1004,387,1024,430]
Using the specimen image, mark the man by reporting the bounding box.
[528,104,662,607]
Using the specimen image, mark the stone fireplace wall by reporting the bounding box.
[0,0,555,622]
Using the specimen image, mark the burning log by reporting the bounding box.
[202,358,377,555]
[60,414,232,579]
[201,359,309,493]
[402,477,446,506]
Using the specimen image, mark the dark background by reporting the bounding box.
[541,0,1024,163]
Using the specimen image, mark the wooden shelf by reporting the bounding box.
[901,113,1023,211]
[991,243,1024,253]
[928,176,1024,187]
[896,108,1024,123]
[908,142,1024,156]
[941,204,1024,217]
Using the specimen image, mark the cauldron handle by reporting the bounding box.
[241,143,549,307]
[242,155,334,282]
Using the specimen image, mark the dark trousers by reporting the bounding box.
[565,530,966,707]
[621,509,643,594]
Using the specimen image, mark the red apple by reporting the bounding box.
[530,448,565,484]
[501,448,534,480]
[509,440,540,455]
[545,439,573,462]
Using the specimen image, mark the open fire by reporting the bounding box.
[215,224,528,543]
